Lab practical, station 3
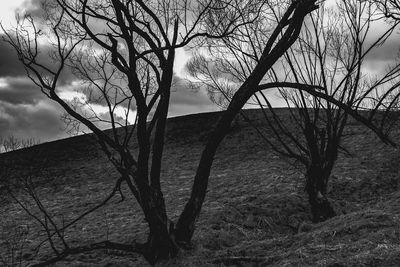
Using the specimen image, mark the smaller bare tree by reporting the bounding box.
[186,0,400,222]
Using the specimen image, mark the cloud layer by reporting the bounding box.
[0,37,69,142]
[0,34,217,144]
[2,1,398,145]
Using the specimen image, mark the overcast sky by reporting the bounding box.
[0,0,399,144]
[0,0,222,143]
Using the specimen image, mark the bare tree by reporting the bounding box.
[262,0,400,222]
[2,0,302,264]
[2,0,257,263]
[185,0,400,222]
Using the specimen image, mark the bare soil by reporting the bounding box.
[1,109,399,266]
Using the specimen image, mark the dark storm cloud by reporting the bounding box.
[0,37,78,106]
[0,39,27,77]
[0,35,76,85]
[0,77,47,105]
[0,100,67,141]
[0,34,74,143]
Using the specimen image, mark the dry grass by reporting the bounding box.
[0,109,399,266]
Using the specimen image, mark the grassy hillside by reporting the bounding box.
[0,109,399,266]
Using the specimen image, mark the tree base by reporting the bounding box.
[310,194,336,223]
[143,226,179,265]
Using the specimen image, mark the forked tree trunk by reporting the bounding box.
[305,165,336,222]
[139,189,178,264]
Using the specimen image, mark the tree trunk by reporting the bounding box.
[139,188,178,264]
[175,0,318,245]
[174,101,246,245]
[305,165,336,222]
[143,220,177,265]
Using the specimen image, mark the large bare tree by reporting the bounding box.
[2,0,255,263]
[2,0,328,264]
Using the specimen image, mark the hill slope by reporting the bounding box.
[0,109,399,266]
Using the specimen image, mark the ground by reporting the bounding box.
[0,109,399,266]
